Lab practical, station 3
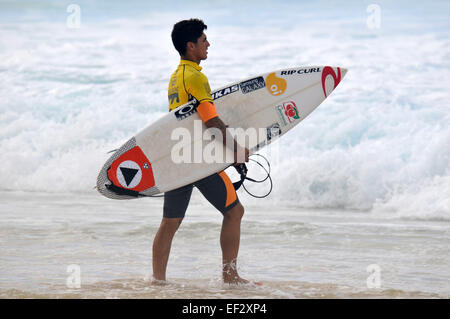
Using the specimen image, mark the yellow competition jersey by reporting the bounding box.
[168,59,213,111]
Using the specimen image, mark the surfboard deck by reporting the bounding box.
[97,66,347,199]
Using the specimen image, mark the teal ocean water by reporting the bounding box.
[0,0,449,298]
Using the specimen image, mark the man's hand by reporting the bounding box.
[234,147,249,164]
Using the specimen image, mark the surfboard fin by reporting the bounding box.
[105,183,142,197]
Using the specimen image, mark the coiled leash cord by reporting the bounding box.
[232,154,273,198]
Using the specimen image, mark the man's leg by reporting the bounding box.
[152,217,183,281]
[195,171,248,284]
[220,202,248,284]
[152,184,193,282]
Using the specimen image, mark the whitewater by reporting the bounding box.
[0,0,449,298]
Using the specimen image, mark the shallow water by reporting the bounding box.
[0,191,448,298]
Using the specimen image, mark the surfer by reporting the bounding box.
[152,19,251,284]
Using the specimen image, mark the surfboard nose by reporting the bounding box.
[321,66,347,97]
[340,67,348,79]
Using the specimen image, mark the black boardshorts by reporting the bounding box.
[163,171,240,218]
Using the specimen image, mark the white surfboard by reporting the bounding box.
[97,66,347,199]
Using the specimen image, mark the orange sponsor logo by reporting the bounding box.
[266,72,287,96]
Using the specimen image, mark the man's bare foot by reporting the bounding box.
[151,277,168,286]
[223,275,263,286]
[223,275,249,285]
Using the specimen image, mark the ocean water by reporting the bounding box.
[0,0,449,298]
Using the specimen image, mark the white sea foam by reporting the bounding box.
[0,0,449,220]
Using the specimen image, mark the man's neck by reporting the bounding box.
[181,55,200,65]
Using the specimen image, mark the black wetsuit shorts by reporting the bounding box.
[163,171,239,218]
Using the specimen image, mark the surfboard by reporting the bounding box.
[96,66,347,199]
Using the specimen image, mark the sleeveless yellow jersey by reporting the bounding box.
[168,59,214,112]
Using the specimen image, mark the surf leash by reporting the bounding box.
[233,154,273,198]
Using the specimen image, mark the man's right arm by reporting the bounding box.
[187,73,249,164]
[196,101,249,164]
[204,115,249,164]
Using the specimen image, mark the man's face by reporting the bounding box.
[191,33,210,61]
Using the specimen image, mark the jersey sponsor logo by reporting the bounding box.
[169,92,180,105]
[168,75,179,105]
[239,77,266,94]
[265,72,287,96]
[280,68,321,75]
[174,98,198,121]
[275,101,300,126]
[266,122,281,141]
[212,84,239,100]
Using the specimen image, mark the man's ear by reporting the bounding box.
[186,41,195,52]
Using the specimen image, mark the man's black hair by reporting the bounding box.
[171,18,207,56]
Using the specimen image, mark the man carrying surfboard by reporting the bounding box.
[152,18,251,284]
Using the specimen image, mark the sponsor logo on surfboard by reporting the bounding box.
[280,68,321,75]
[116,160,142,189]
[266,123,281,141]
[174,99,198,121]
[265,72,287,96]
[107,146,155,191]
[212,84,239,100]
[321,66,341,98]
[239,76,266,94]
[275,101,300,126]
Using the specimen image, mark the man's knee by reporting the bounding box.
[225,203,244,221]
[160,217,183,233]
